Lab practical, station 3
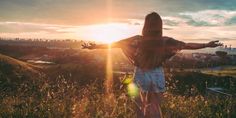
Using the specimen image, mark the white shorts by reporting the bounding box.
[134,67,166,93]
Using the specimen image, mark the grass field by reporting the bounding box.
[202,66,236,78]
[0,53,235,117]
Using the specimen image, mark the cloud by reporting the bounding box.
[0,21,78,33]
[0,21,81,39]
[225,16,236,25]
[126,19,143,25]
[1,0,236,26]
[163,24,236,46]
[213,37,236,41]
[179,10,236,26]
[162,16,188,26]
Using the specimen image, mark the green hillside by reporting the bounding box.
[0,53,41,79]
[0,53,43,96]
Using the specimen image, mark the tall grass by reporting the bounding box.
[0,72,235,118]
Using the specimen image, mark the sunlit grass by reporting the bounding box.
[0,48,235,117]
[202,66,236,78]
[0,70,235,117]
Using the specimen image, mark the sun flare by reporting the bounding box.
[78,23,140,44]
[105,44,113,94]
[90,23,127,44]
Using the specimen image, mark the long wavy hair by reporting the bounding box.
[142,12,162,38]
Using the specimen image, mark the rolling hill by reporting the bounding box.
[0,53,41,80]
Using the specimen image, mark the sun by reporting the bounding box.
[83,23,134,44]
[90,23,125,44]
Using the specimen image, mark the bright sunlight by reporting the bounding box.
[76,23,141,44]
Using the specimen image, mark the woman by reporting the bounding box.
[82,12,222,118]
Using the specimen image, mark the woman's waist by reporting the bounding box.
[135,66,163,73]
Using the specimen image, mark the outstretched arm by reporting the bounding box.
[183,40,223,50]
[81,35,141,49]
[81,43,109,49]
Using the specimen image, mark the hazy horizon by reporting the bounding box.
[0,0,236,46]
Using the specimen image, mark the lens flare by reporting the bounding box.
[127,82,139,98]
[105,44,113,94]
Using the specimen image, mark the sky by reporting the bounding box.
[0,0,236,46]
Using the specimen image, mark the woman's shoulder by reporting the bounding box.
[118,35,142,42]
[118,35,142,45]
[128,35,143,42]
[112,35,142,48]
[162,36,175,41]
[162,36,185,46]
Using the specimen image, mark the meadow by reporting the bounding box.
[202,66,236,78]
[0,44,235,118]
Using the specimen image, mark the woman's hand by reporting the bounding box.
[206,40,223,48]
[81,42,96,49]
